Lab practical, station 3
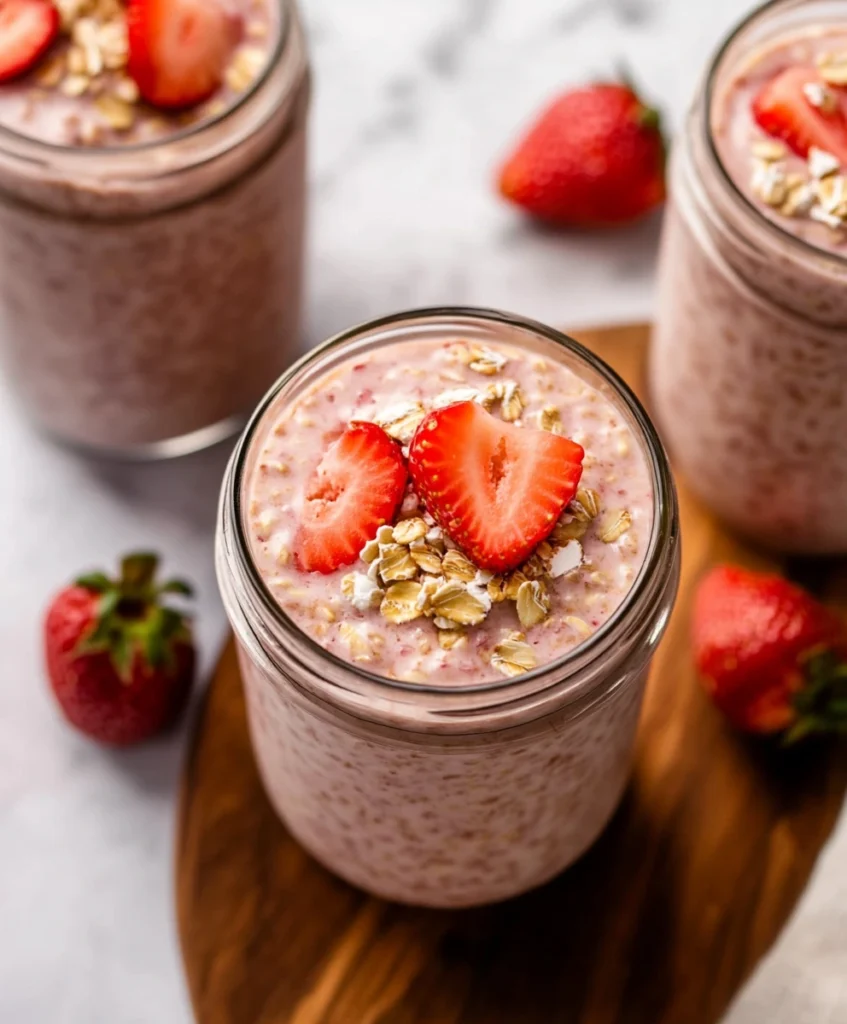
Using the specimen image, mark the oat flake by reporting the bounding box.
[516,580,550,628]
[380,582,424,624]
[392,518,428,545]
[491,632,537,678]
[598,509,633,543]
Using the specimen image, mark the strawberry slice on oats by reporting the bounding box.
[408,401,585,574]
[294,422,408,575]
[0,0,59,84]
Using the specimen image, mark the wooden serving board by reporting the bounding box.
[176,324,847,1024]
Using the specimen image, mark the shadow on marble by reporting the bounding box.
[96,705,195,796]
[74,437,235,536]
[497,204,664,262]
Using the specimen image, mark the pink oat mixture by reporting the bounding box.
[244,337,653,684]
[652,19,847,552]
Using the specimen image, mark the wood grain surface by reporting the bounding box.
[176,324,847,1024]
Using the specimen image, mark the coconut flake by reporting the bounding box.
[549,540,584,578]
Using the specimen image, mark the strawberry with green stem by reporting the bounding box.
[497,80,666,227]
[692,565,847,743]
[45,552,195,745]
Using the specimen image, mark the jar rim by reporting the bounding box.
[702,0,847,269]
[223,306,679,709]
[0,0,289,165]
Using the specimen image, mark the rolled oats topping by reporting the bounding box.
[751,139,787,162]
[392,517,428,545]
[437,628,467,651]
[441,550,478,582]
[498,380,525,422]
[429,579,490,626]
[466,346,509,376]
[598,509,633,544]
[374,402,427,444]
[802,81,837,114]
[569,487,602,522]
[752,160,788,207]
[380,582,425,625]
[808,146,841,180]
[377,544,418,583]
[408,541,443,575]
[538,404,563,433]
[516,579,551,628]
[816,50,847,87]
[491,632,537,678]
[339,622,377,662]
[432,386,484,409]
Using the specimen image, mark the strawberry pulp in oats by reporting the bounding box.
[245,339,653,685]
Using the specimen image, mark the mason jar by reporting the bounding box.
[216,307,680,908]
[0,0,309,458]
[651,0,847,552]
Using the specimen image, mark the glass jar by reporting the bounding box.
[0,0,309,458]
[651,0,847,552]
[216,307,680,908]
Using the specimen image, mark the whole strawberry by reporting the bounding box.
[692,565,847,742]
[45,553,195,745]
[498,82,666,226]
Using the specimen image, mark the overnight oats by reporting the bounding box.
[652,0,847,551]
[217,308,679,908]
[0,0,308,456]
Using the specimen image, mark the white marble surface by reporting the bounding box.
[2,0,845,1021]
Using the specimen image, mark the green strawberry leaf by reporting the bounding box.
[70,553,194,681]
[120,553,159,591]
[75,572,112,592]
[159,579,194,597]
[112,633,134,683]
[98,588,120,619]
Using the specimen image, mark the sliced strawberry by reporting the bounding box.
[752,66,847,163]
[408,402,584,573]
[127,0,242,110]
[294,422,407,575]
[0,0,59,84]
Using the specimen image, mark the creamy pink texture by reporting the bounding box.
[237,646,649,906]
[244,338,653,683]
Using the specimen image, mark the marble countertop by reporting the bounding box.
[2,0,845,1021]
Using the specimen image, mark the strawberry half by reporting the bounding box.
[127,0,242,110]
[0,0,59,84]
[752,66,847,163]
[408,401,584,573]
[294,422,408,575]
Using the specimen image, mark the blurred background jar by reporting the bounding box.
[0,0,309,458]
[650,0,847,552]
